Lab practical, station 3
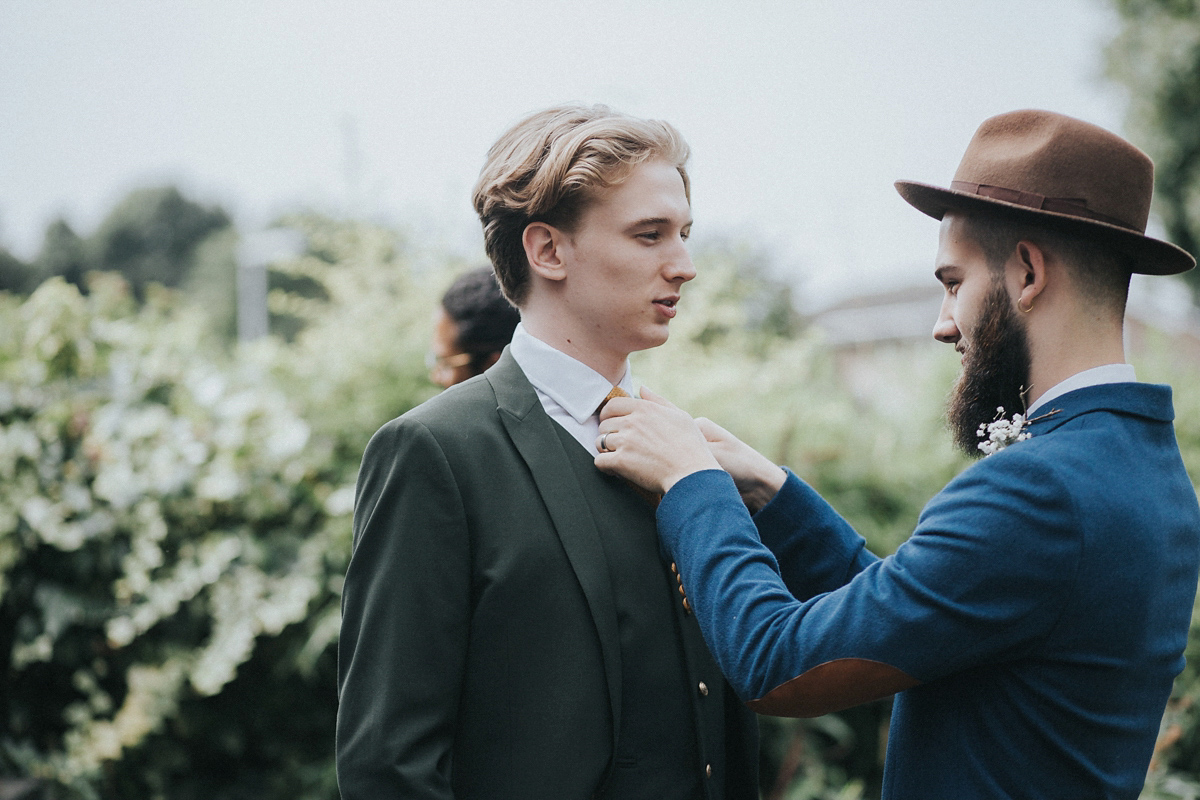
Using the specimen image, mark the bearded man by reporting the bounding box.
[593,110,1200,798]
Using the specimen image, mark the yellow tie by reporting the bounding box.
[596,385,629,416]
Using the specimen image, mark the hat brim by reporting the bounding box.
[895,180,1196,276]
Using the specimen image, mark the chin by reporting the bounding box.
[624,331,670,355]
[647,327,673,348]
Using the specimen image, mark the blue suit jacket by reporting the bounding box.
[658,383,1200,799]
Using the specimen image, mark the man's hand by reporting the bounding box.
[694,417,786,513]
[595,389,720,494]
[595,389,786,509]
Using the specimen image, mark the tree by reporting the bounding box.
[88,187,231,300]
[2,188,235,304]
[0,247,40,295]
[1105,0,1200,295]
[35,219,86,289]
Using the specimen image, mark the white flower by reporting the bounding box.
[324,485,356,516]
[976,406,1033,456]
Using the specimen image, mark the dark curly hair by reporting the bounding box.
[441,267,520,367]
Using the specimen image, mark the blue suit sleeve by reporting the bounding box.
[752,469,878,599]
[658,453,1079,716]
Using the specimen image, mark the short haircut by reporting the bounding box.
[959,212,1134,315]
[472,104,690,306]
[441,266,520,362]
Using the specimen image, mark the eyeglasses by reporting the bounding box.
[425,351,475,372]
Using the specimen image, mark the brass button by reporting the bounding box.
[682,597,691,614]
[670,562,678,574]
[698,681,709,696]
[705,763,713,778]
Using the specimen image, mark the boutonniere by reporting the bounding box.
[976,406,1059,456]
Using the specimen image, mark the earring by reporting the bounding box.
[1018,297,1034,313]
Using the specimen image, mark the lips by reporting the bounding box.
[653,296,679,318]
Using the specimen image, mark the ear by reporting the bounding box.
[1013,240,1048,312]
[523,222,569,282]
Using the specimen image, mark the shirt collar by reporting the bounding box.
[509,323,635,424]
[1027,363,1136,415]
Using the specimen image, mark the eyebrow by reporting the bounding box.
[933,265,960,283]
[628,216,693,229]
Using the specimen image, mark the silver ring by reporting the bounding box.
[599,432,612,452]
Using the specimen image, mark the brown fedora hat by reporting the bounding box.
[895,109,1195,275]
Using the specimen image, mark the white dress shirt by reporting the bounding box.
[509,323,637,453]
[1027,363,1137,415]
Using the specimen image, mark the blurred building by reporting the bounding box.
[806,275,1200,405]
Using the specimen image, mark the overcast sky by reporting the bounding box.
[0,1,1127,306]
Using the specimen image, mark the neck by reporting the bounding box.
[1025,307,1126,409]
[519,304,629,384]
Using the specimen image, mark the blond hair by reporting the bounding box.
[472,105,690,305]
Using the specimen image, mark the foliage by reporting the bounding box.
[6,203,1200,799]
[263,213,463,465]
[0,214,950,799]
[85,187,231,301]
[1,186,233,311]
[0,213,468,800]
[1105,0,1200,296]
[0,275,348,799]
[37,219,88,291]
[181,227,240,343]
[0,246,42,295]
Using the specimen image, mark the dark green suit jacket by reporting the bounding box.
[337,351,757,799]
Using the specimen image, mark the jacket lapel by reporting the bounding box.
[486,350,624,749]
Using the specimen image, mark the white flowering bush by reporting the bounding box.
[10,213,1200,800]
[0,275,352,798]
[262,214,448,455]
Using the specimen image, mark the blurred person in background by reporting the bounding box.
[428,266,520,388]
[595,110,1200,799]
[337,104,759,800]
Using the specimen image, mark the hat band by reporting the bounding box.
[950,181,1139,232]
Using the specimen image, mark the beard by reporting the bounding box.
[946,280,1033,457]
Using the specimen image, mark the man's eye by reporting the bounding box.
[637,231,660,241]
[680,228,691,242]
[946,282,960,295]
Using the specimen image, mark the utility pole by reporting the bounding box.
[236,228,305,342]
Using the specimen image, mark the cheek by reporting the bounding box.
[958,290,988,334]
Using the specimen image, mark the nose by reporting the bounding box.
[932,296,959,344]
[665,239,696,284]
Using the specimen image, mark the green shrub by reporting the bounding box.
[0,275,349,799]
[6,218,1200,800]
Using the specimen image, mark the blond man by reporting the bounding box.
[336,106,759,800]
